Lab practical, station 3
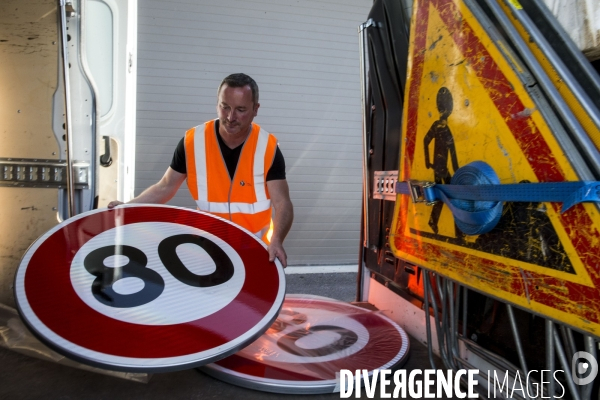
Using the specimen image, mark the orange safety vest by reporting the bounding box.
[184,119,278,243]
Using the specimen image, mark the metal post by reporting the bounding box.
[546,319,555,399]
[559,325,577,363]
[427,274,452,369]
[436,275,450,367]
[358,20,373,249]
[78,0,97,211]
[446,279,459,369]
[356,207,365,302]
[58,0,76,218]
[451,282,461,360]
[506,304,532,399]
[582,335,597,400]
[422,271,437,369]
[553,326,581,400]
[462,285,468,340]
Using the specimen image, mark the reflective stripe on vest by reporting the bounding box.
[193,200,272,214]
[184,120,278,243]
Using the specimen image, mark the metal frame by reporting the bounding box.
[59,0,76,218]
[497,0,600,134]
[358,19,374,249]
[478,0,600,178]
[77,0,98,211]
[422,271,598,399]
[357,19,371,303]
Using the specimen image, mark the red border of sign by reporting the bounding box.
[16,205,283,364]
[396,0,600,329]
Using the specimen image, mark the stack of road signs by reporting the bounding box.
[391,0,600,337]
[201,295,410,394]
[14,205,285,372]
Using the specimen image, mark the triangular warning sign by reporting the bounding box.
[391,0,600,336]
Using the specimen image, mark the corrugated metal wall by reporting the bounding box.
[136,0,371,265]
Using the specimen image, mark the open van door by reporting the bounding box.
[0,0,137,307]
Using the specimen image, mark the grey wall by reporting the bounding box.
[136,0,372,265]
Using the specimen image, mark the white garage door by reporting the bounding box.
[136,0,371,265]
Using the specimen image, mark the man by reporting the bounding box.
[108,74,294,267]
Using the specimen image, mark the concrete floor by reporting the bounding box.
[0,272,459,399]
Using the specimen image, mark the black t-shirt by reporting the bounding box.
[170,121,286,181]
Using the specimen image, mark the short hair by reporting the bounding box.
[218,73,259,104]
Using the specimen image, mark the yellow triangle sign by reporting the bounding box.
[391,0,600,336]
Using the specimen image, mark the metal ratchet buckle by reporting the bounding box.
[407,180,437,205]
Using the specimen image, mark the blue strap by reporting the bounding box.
[430,182,600,213]
[396,161,600,235]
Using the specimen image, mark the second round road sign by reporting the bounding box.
[201,295,410,394]
[14,205,285,372]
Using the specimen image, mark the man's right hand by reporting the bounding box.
[107,200,124,209]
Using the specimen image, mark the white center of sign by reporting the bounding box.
[251,308,369,364]
[70,222,245,325]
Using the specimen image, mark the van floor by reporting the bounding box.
[0,272,460,399]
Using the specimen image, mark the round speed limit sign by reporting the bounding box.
[14,205,285,372]
[201,295,410,394]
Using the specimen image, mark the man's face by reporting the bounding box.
[217,84,259,137]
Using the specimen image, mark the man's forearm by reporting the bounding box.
[270,200,293,245]
[129,182,178,204]
[109,168,186,208]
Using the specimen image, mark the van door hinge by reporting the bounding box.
[0,158,89,189]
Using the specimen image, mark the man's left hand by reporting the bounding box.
[268,240,287,268]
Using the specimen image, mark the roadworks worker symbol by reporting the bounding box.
[14,204,285,372]
[391,0,600,336]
